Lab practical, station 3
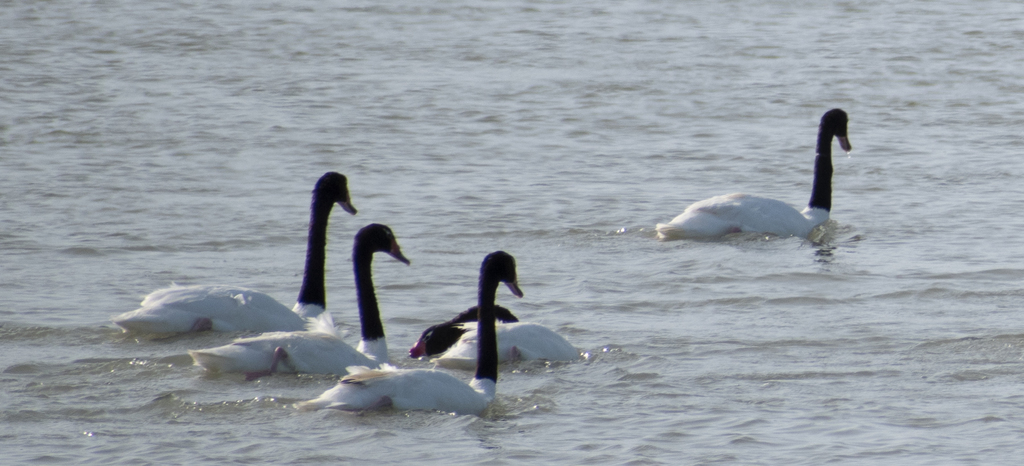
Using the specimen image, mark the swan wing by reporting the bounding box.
[434,322,578,370]
[657,193,817,239]
[113,285,306,333]
[189,329,374,375]
[299,367,488,415]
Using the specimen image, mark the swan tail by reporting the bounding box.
[655,222,684,240]
[187,349,230,371]
[113,308,204,334]
[305,312,341,337]
[294,398,333,411]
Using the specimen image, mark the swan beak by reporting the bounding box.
[837,136,852,153]
[505,280,524,298]
[339,199,358,215]
[388,241,411,265]
[409,340,427,358]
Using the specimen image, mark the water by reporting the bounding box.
[3,0,1024,463]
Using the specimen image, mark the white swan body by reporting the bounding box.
[298,251,521,416]
[112,285,311,333]
[656,193,828,240]
[188,313,381,375]
[432,322,578,370]
[296,365,495,415]
[656,109,851,241]
[112,172,357,334]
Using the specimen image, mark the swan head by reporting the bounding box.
[482,251,523,298]
[821,109,852,153]
[316,172,358,215]
[355,224,411,265]
[409,322,471,358]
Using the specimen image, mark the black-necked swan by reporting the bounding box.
[296,251,522,416]
[187,223,410,378]
[409,306,578,369]
[656,109,851,240]
[112,172,356,334]
[407,305,519,357]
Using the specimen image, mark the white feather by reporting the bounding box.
[188,313,380,375]
[112,284,310,334]
[656,193,828,240]
[295,364,494,415]
[433,322,578,370]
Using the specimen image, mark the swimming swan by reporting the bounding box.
[112,172,356,333]
[297,251,522,416]
[656,109,851,240]
[187,224,409,378]
[409,306,577,370]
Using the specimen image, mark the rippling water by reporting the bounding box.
[4,0,1024,463]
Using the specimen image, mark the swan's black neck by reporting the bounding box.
[353,244,386,341]
[295,193,336,307]
[807,126,835,212]
[474,275,500,383]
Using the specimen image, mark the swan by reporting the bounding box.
[409,307,578,370]
[407,305,520,358]
[656,109,851,240]
[187,223,410,378]
[112,172,356,334]
[296,251,522,416]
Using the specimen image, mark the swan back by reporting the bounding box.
[656,193,823,239]
[113,285,307,333]
[188,313,377,375]
[296,365,492,415]
[433,322,579,370]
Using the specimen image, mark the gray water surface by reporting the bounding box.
[3,0,1024,463]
